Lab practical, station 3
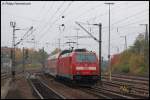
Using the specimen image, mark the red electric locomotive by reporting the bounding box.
[44,48,100,85]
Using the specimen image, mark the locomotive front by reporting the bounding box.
[71,51,100,85]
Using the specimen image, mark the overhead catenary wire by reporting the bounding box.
[48,1,66,22]
[26,2,56,42]
[37,2,47,20]
[102,31,146,47]
[37,1,147,43]
[8,1,148,54]
[36,2,66,40]
[60,1,74,16]
[99,8,149,29]
[66,2,125,24]
[37,2,66,40]
[74,16,147,51]
[48,1,74,27]
[3,12,41,22]
[63,1,91,18]
[35,2,75,44]
[39,1,55,21]
[111,9,149,25]
[93,2,148,23]
[76,15,148,33]
[89,9,148,32]
[38,2,74,42]
[74,2,105,19]
[82,2,141,23]
[89,11,148,34]
[15,26,35,46]
[51,18,147,52]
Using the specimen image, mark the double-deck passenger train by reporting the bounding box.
[43,48,100,85]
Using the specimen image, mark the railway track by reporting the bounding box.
[1,71,24,80]
[100,74,149,98]
[79,87,111,99]
[32,72,149,99]
[96,84,148,99]
[80,86,136,99]
[28,77,66,99]
[80,84,149,99]
[101,74,149,92]
[101,74,149,85]
[105,74,149,81]
[1,72,10,80]
[41,73,137,99]
[102,79,149,94]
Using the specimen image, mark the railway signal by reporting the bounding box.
[10,21,21,79]
[62,16,65,18]
[10,21,34,79]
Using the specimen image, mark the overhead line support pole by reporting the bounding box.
[10,21,17,80]
[104,2,114,81]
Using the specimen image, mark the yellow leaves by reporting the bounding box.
[15,48,22,62]
[111,34,148,75]
[129,54,145,74]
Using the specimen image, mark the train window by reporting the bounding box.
[76,53,96,62]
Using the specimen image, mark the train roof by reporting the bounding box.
[60,49,72,56]
[59,49,87,55]
[73,48,87,52]
[48,48,95,60]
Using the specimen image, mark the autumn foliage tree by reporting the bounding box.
[111,34,149,76]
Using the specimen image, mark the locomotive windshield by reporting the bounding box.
[76,53,97,62]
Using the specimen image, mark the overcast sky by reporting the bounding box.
[1,1,149,59]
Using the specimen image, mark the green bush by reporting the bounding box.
[121,64,130,73]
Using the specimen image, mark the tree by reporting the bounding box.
[38,48,48,65]
[111,33,149,76]
[50,48,61,56]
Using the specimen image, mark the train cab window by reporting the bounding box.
[76,53,96,62]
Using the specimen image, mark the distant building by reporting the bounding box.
[111,53,120,66]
